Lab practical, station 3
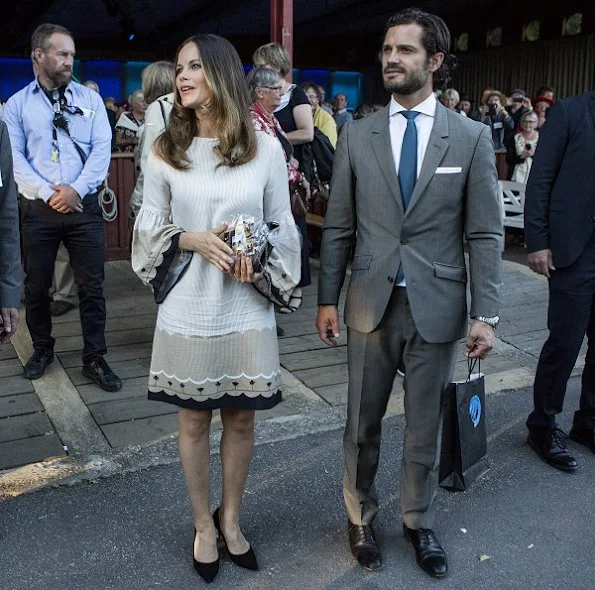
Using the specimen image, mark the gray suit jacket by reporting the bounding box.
[318,103,502,343]
[0,120,21,308]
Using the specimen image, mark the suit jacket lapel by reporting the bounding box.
[406,103,449,214]
[370,106,403,211]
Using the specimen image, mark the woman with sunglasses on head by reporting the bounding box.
[132,34,300,584]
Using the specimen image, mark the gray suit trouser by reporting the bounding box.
[344,288,457,530]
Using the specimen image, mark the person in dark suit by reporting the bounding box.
[525,90,595,470]
[0,120,21,344]
[316,8,502,579]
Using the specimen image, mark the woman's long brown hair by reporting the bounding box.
[155,34,257,170]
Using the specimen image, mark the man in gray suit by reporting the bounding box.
[316,8,502,578]
[0,120,21,344]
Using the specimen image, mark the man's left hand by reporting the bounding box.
[465,320,495,359]
[0,308,19,344]
[48,184,83,214]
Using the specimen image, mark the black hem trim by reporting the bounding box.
[150,234,192,304]
[148,389,282,411]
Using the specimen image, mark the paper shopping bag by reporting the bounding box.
[439,361,489,491]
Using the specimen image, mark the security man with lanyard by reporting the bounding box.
[4,23,121,391]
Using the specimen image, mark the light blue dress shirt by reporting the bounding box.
[3,78,112,202]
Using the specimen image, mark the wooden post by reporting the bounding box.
[270,0,293,81]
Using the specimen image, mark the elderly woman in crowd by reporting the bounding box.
[246,66,309,317]
[441,88,465,115]
[114,89,147,152]
[252,43,314,302]
[129,60,175,220]
[247,67,310,199]
[507,110,540,183]
[481,90,514,150]
[300,81,337,147]
[132,34,300,584]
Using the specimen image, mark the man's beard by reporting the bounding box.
[383,66,429,96]
[48,69,72,88]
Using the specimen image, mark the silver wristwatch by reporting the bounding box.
[472,315,500,329]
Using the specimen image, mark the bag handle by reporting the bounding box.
[466,358,480,382]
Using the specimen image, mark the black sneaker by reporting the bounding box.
[82,358,122,392]
[24,349,54,380]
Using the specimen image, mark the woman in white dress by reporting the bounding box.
[132,34,300,583]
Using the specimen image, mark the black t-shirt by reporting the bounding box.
[275,85,310,164]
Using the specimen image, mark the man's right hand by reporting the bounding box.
[316,305,340,346]
[528,248,556,278]
[48,184,83,214]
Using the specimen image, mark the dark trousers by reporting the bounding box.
[21,194,107,363]
[527,233,595,433]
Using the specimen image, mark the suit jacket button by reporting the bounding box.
[387,276,394,282]
[400,238,408,244]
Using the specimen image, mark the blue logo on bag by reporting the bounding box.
[469,395,482,428]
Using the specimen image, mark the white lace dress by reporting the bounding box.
[132,132,301,410]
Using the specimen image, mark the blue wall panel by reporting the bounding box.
[80,60,122,99]
[0,59,35,101]
[124,61,150,100]
[1,58,363,111]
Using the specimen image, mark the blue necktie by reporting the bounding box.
[396,110,419,283]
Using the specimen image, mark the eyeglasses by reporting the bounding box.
[260,85,283,93]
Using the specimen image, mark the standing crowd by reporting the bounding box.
[0,6,594,585]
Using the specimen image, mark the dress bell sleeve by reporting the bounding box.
[131,149,192,303]
[260,136,302,296]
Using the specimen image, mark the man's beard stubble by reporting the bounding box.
[384,69,428,96]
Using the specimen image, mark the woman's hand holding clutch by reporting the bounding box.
[229,252,263,284]
[179,224,235,273]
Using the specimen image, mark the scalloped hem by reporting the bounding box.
[148,389,282,410]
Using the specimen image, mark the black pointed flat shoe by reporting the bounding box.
[213,507,258,571]
[193,527,219,583]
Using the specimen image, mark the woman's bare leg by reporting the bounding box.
[178,407,217,562]
[218,407,255,554]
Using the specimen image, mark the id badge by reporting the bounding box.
[51,148,60,163]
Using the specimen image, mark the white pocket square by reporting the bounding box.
[435,167,462,174]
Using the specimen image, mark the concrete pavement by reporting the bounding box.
[1,238,595,587]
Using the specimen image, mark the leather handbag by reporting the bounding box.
[289,182,308,218]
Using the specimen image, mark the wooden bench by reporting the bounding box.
[499,180,526,229]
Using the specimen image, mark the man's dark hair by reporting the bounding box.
[536,85,554,96]
[384,8,456,89]
[31,23,72,59]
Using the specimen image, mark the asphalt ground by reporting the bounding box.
[1,376,593,590]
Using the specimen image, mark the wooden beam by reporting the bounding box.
[270,0,293,81]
